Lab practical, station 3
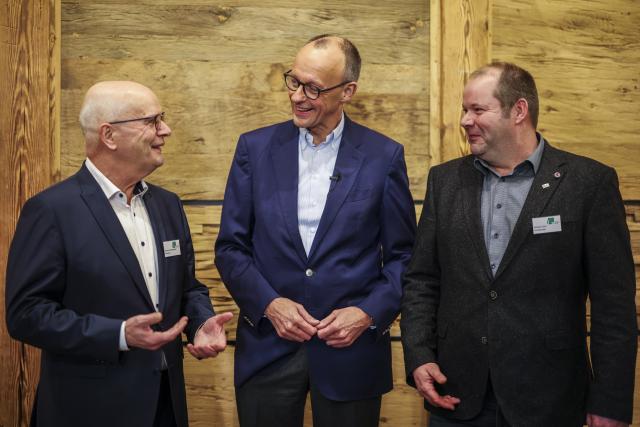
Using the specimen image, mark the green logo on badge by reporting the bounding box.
[172,241,177,249]
[547,217,555,224]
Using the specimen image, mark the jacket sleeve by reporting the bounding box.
[214,135,280,327]
[584,167,637,423]
[400,166,441,386]
[355,144,417,334]
[5,196,122,363]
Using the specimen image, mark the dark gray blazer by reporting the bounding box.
[401,142,636,426]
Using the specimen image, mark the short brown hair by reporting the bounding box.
[307,34,361,82]
[470,62,539,128]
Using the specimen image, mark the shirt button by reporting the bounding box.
[481,336,488,345]
[141,241,145,246]
[305,269,314,277]
[493,233,499,239]
[490,263,496,270]
[148,272,153,277]
[489,290,498,300]
[118,193,123,198]
[500,177,506,182]
[496,204,502,209]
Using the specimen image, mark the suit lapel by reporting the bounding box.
[460,157,493,283]
[143,188,168,312]
[270,123,308,264]
[308,119,364,259]
[494,143,568,279]
[77,165,155,310]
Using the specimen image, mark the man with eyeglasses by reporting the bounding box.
[6,81,232,427]
[215,35,416,427]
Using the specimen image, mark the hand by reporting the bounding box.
[187,312,234,359]
[316,306,372,348]
[412,363,460,410]
[125,312,187,351]
[587,414,628,427]
[265,297,319,342]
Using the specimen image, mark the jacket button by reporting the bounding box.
[305,268,314,277]
[481,336,488,345]
[489,290,498,300]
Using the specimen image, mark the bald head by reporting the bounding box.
[305,35,361,82]
[79,81,159,151]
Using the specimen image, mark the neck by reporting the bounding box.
[89,156,141,202]
[309,111,342,145]
[485,129,538,176]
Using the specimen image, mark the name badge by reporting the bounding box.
[163,240,181,257]
[532,215,562,235]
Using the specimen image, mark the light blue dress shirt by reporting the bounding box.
[297,114,345,255]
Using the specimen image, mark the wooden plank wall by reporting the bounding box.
[491,0,640,423]
[0,0,60,426]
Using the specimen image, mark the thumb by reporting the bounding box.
[427,363,448,385]
[137,311,163,327]
[214,312,234,325]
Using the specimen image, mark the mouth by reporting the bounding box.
[293,104,313,117]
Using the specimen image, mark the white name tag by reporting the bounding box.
[163,240,181,257]
[532,215,562,235]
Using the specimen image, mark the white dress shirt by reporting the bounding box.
[297,114,344,255]
[85,158,159,350]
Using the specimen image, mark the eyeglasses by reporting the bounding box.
[283,71,351,100]
[109,112,165,131]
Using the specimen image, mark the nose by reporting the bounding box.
[290,85,306,102]
[460,110,473,128]
[158,120,172,137]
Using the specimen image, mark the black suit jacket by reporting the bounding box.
[401,142,636,425]
[5,164,214,427]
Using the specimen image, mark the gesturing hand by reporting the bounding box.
[187,312,234,359]
[412,362,460,410]
[265,297,319,342]
[125,312,187,351]
[316,306,372,348]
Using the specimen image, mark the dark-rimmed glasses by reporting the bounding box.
[109,112,165,131]
[283,70,350,100]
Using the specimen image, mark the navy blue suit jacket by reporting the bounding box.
[215,117,416,401]
[5,164,214,427]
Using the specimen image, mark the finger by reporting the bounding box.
[213,312,234,326]
[297,306,319,326]
[165,316,189,336]
[317,323,340,340]
[186,343,202,359]
[317,311,338,330]
[277,324,312,342]
[426,364,448,385]
[132,311,163,327]
[294,317,318,337]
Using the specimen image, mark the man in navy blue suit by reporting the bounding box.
[215,35,417,427]
[6,81,232,427]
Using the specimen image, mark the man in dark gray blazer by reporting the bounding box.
[401,62,636,427]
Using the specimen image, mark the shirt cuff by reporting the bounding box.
[119,321,129,351]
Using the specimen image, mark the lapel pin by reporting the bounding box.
[542,183,550,189]
[553,171,561,179]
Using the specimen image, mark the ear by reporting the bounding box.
[512,98,529,125]
[341,82,358,103]
[98,123,118,151]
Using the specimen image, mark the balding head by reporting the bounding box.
[79,81,160,153]
[305,35,361,82]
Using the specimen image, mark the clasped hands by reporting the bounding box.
[264,297,372,348]
[124,311,233,359]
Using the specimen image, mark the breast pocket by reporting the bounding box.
[345,187,372,203]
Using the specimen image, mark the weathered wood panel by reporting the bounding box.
[60,1,430,200]
[0,1,60,426]
[492,0,640,200]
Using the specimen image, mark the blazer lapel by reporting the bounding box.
[77,165,155,310]
[270,123,308,264]
[143,188,168,312]
[494,143,568,279]
[307,119,364,259]
[460,157,493,283]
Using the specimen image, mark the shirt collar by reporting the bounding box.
[85,157,148,202]
[473,133,546,177]
[299,112,344,153]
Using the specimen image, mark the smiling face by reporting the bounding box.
[460,72,515,164]
[288,41,355,144]
[110,90,171,179]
